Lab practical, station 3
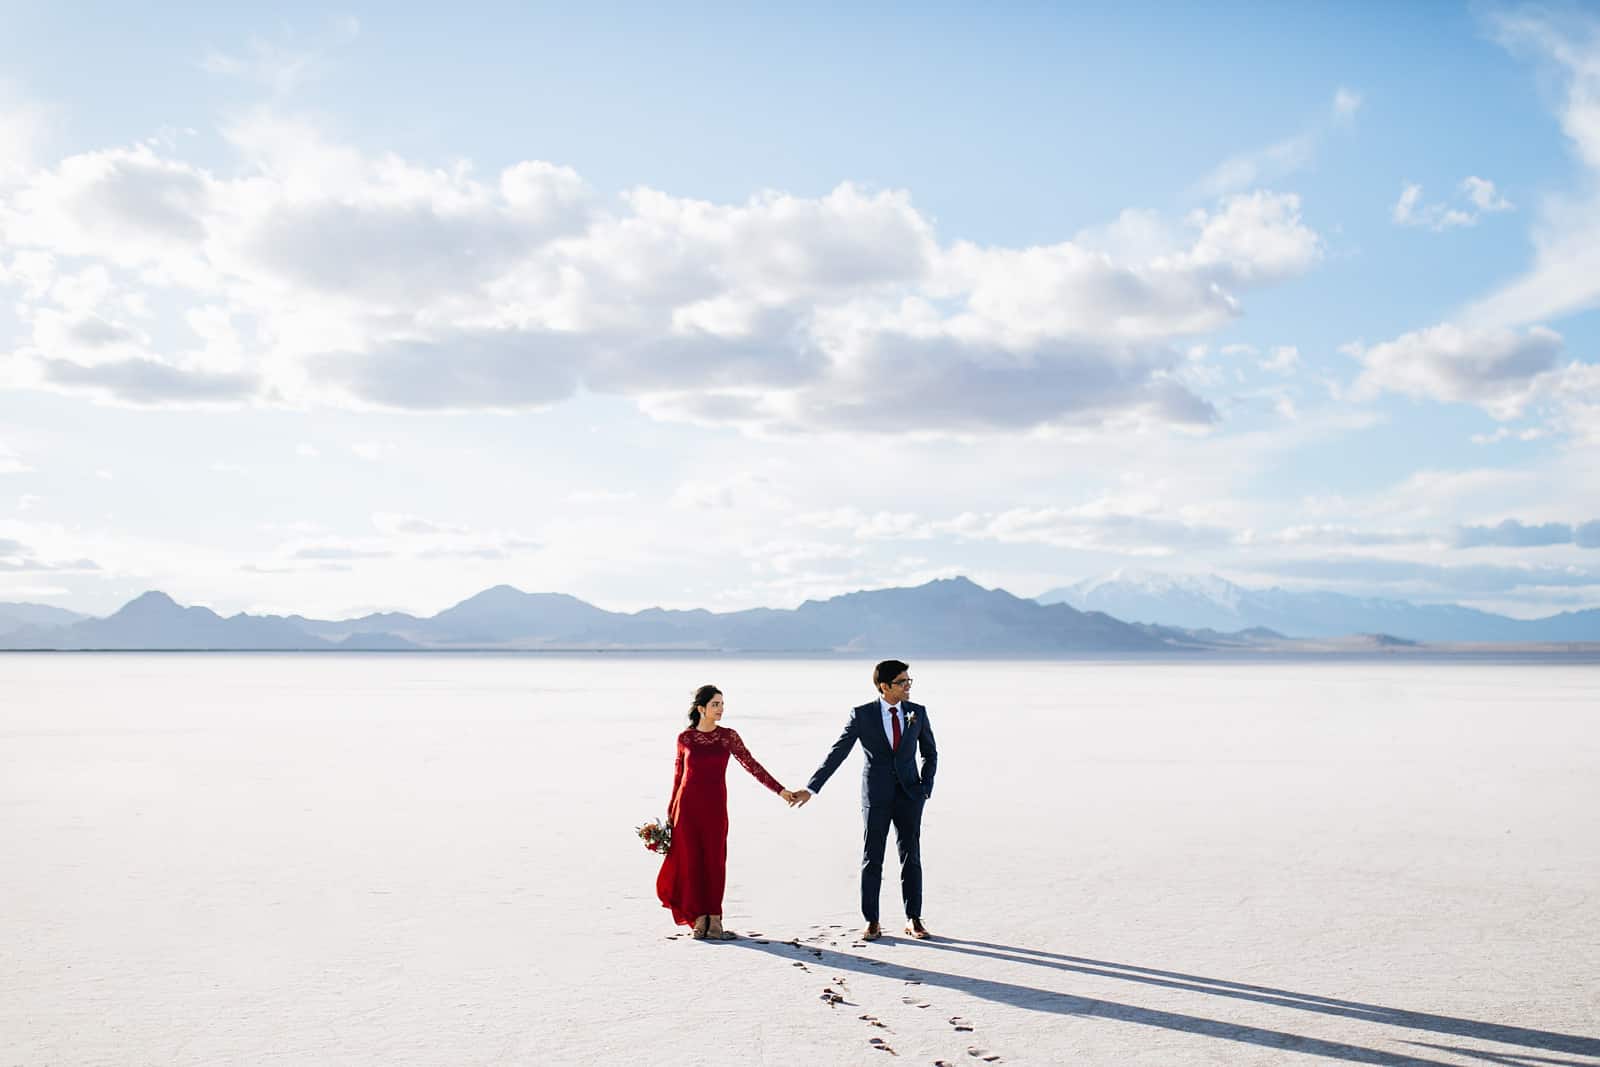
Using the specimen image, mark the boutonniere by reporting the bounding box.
[905,709,918,729]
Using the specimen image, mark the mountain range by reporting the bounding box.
[1037,570,1600,643]
[0,578,1173,653]
[3,572,1596,652]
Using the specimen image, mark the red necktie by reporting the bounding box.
[891,706,902,751]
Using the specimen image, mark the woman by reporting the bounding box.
[656,684,797,940]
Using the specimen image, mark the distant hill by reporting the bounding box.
[0,591,334,650]
[1,578,1173,653]
[300,576,1175,653]
[1039,569,1600,643]
[0,601,89,635]
[9,574,1598,653]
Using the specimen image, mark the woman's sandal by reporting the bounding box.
[707,915,739,940]
[690,916,710,940]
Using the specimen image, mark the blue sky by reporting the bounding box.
[2,2,1599,619]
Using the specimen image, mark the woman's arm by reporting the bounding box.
[726,729,785,795]
[667,739,686,824]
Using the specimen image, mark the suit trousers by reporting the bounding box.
[861,787,924,923]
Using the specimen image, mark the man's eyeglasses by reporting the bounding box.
[890,676,912,687]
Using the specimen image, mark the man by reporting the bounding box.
[791,659,939,941]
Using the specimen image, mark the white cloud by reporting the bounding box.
[1349,323,1564,418]
[371,513,469,537]
[1333,87,1364,120]
[796,508,931,541]
[0,111,1323,433]
[1462,176,1513,213]
[1470,425,1547,445]
[1262,345,1301,374]
[269,515,538,569]
[1271,524,1431,548]
[936,502,1236,557]
[1392,177,1513,231]
[1466,10,1600,326]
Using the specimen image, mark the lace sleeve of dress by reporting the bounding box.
[726,729,784,795]
[668,736,687,821]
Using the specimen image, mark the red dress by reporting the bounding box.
[656,726,785,925]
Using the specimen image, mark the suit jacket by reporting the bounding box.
[807,700,938,809]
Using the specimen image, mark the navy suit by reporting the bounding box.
[807,700,939,924]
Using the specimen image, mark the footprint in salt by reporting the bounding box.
[867,1036,897,1055]
[965,1048,1001,1063]
[901,996,931,1008]
[949,1016,974,1032]
[859,1014,888,1029]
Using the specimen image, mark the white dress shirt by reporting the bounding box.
[879,698,906,750]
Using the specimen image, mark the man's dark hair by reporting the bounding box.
[873,659,910,689]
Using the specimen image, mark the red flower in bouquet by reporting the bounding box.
[636,817,672,855]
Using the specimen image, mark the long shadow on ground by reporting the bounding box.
[732,936,1598,1066]
[923,938,1599,1059]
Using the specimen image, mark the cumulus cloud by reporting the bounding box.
[0,108,1324,432]
[39,358,259,405]
[1392,177,1513,230]
[0,533,100,572]
[1349,323,1564,418]
[1454,518,1574,548]
[1272,524,1431,547]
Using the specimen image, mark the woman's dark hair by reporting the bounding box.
[874,659,910,689]
[688,684,722,727]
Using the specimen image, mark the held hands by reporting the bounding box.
[788,788,811,808]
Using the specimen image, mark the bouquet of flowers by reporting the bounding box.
[636,817,672,855]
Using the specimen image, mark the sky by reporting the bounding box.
[2,1,1600,621]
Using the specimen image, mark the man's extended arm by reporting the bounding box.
[792,709,860,806]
